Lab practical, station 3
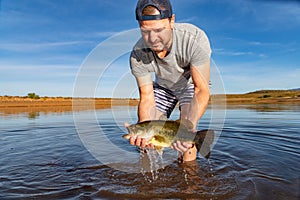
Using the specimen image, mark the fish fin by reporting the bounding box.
[176,119,194,130]
[153,135,166,143]
[155,146,164,156]
[194,129,215,159]
[149,135,169,148]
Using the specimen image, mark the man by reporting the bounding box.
[129,0,211,162]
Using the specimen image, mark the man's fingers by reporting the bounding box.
[140,138,147,148]
[129,136,135,145]
[173,141,184,152]
[173,141,193,153]
[128,136,154,149]
[135,136,142,146]
[182,142,193,149]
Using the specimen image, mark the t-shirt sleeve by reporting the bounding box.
[130,50,150,78]
[190,30,211,68]
[130,50,153,87]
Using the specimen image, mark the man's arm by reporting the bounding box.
[129,76,156,148]
[135,76,156,122]
[188,60,210,129]
[173,60,210,162]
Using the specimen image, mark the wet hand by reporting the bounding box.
[124,122,154,149]
[130,135,146,147]
[129,136,155,150]
[172,141,194,154]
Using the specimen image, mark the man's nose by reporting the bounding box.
[148,31,158,43]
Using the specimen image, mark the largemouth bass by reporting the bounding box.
[123,119,214,157]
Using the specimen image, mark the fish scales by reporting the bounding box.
[123,119,215,157]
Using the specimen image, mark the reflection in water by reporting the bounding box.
[227,104,300,112]
[28,112,40,119]
[0,106,299,199]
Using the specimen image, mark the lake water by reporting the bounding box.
[0,104,299,199]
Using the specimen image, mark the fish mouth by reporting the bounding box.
[122,134,131,139]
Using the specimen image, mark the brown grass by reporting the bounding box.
[1,90,299,115]
[0,96,138,115]
[217,90,300,104]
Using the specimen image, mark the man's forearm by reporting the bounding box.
[138,99,156,122]
[188,89,210,129]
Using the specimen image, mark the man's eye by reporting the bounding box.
[141,28,165,34]
[141,30,150,34]
[154,28,164,33]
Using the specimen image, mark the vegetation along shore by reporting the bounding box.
[1,90,299,115]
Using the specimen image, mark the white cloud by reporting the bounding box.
[0,63,78,80]
[218,62,300,93]
[213,48,264,57]
[254,1,300,26]
[94,31,120,38]
[0,41,93,52]
[177,16,199,23]
[226,0,300,28]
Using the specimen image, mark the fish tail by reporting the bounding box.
[194,129,215,159]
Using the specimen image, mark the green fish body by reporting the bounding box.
[123,119,214,157]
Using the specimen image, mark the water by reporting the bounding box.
[0,105,299,199]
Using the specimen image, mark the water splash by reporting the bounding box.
[207,159,215,177]
[139,148,165,182]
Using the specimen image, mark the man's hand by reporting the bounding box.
[130,136,146,148]
[172,141,197,162]
[129,136,155,149]
[171,141,194,154]
[125,122,154,149]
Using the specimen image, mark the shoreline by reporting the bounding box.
[0,97,138,115]
[1,90,299,115]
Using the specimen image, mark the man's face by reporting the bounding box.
[139,16,174,54]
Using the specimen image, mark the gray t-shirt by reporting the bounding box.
[130,23,211,92]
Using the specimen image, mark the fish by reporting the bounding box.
[122,119,214,158]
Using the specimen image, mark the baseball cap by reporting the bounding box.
[135,0,173,21]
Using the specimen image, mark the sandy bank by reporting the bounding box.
[1,90,299,115]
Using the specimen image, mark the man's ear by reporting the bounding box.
[170,14,175,29]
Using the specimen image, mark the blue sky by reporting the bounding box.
[0,0,299,97]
